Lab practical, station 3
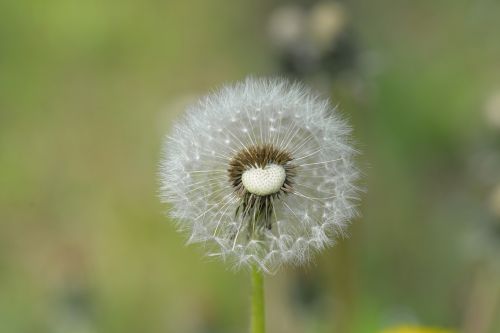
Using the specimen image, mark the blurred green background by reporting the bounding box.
[1,1,499,332]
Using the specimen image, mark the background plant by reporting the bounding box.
[0,1,499,333]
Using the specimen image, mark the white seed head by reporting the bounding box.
[242,164,286,196]
[159,77,360,272]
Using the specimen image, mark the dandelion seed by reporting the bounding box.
[159,77,359,272]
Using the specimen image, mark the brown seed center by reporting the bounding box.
[227,144,296,234]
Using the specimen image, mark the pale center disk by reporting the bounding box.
[241,164,286,196]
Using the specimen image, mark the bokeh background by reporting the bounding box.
[1,1,499,332]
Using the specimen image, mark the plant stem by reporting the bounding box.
[251,265,265,333]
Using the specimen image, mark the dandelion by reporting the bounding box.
[159,77,359,332]
[309,1,348,52]
[267,2,357,78]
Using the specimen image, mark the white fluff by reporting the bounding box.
[159,77,359,272]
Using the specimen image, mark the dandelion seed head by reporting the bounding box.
[159,77,360,272]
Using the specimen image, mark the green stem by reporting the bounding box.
[251,265,265,333]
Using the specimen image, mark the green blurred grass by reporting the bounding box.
[1,1,500,332]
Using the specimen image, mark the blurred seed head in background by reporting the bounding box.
[268,1,357,80]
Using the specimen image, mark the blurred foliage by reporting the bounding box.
[1,0,499,333]
[380,326,455,333]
